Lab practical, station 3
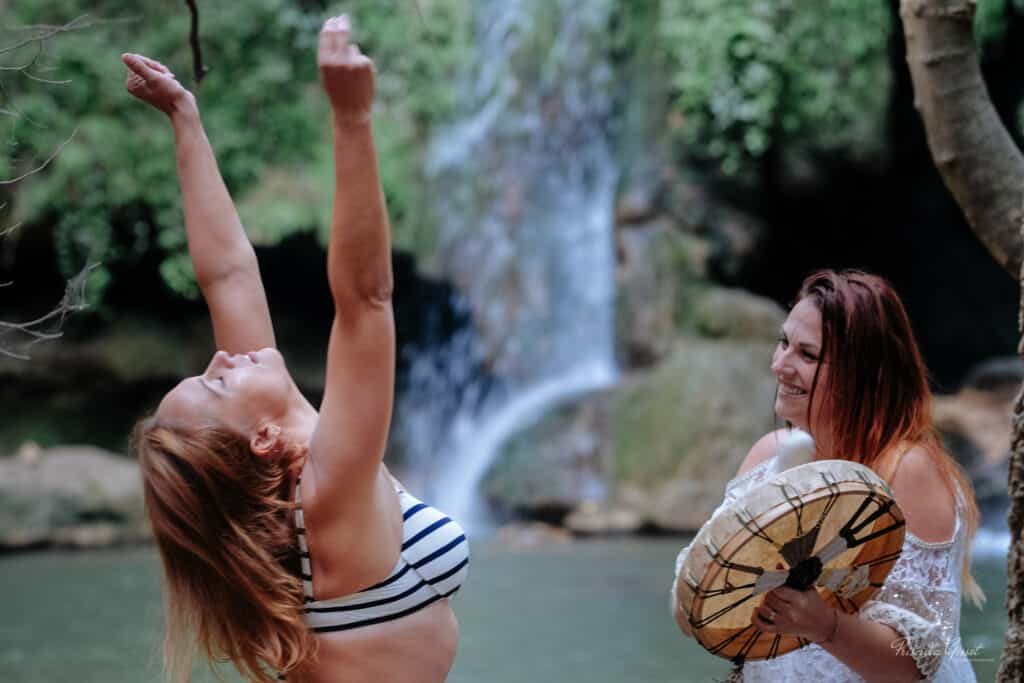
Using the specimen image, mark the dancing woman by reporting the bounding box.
[674,270,982,682]
[127,16,468,683]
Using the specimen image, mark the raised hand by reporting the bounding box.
[318,15,375,122]
[122,53,195,116]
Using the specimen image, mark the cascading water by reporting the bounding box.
[395,0,618,531]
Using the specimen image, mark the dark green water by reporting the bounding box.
[0,539,1008,682]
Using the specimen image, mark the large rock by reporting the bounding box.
[483,394,613,522]
[485,335,778,533]
[0,444,148,550]
[611,337,778,531]
[690,287,787,341]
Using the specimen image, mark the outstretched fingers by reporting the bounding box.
[317,14,375,119]
[122,53,161,79]
[318,15,351,62]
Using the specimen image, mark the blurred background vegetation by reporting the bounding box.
[3,0,1021,318]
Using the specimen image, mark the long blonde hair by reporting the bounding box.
[133,416,317,682]
[797,270,984,607]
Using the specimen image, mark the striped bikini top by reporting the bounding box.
[294,481,469,633]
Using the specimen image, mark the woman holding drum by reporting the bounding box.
[673,270,982,682]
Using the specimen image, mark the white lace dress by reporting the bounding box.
[675,456,977,682]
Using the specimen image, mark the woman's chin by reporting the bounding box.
[774,401,806,428]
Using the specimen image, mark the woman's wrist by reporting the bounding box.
[331,110,372,131]
[166,91,199,120]
[812,607,840,644]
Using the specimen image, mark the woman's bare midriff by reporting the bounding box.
[291,598,459,683]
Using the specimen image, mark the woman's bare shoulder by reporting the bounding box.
[736,428,790,477]
[887,445,957,544]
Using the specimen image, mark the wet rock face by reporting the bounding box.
[0,445,148,550]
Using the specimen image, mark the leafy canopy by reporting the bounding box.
[658,0,892,178]
[2,0,469,302]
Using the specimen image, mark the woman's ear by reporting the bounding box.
[250,423,282,458]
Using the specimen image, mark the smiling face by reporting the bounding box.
[771,298,829,434]
[156,348,298,438]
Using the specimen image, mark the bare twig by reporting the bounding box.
[0,41,71,84]
[0,222,23,239]
[0,202,17,240]
[0,128,76,185]
[0,42,45,73]
[19,70,72,86]
[0,15,95,56]
[184,0,209,84]
[0,262,97,359]
[0,19,114,360]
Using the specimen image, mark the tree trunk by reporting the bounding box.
[1007,392,1024,681]
[897,1,1024,680]
[899,0,1024,275]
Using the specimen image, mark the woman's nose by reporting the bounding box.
[771,350,792,377]
[210,350,236,370]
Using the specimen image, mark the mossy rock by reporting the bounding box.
[691,286,786,341]
[612,336,778,530]
[483,335,778,531]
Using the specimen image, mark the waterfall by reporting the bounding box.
[395,0,618,531]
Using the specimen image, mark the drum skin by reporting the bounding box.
[673,460,905,663]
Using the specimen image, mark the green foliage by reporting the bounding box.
[974,0,1024,47]
[3,0,470,303]
[658,0,891,179]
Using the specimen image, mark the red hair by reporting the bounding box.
[133,416,317,682]
[796,269,983,606]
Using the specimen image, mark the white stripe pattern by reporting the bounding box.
[295,483,469,633]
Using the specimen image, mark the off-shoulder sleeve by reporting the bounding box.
[858,519,966,681]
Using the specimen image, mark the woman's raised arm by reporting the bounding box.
[123,54,275,353]
[307,16,396,502]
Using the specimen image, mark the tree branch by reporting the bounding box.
[0,128,77,185]
[184,0,208,84]
[899,0,1024,278]
[0,15,94,56]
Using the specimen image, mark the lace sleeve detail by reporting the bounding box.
[723,457,774,501]
[857,515,966,681]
